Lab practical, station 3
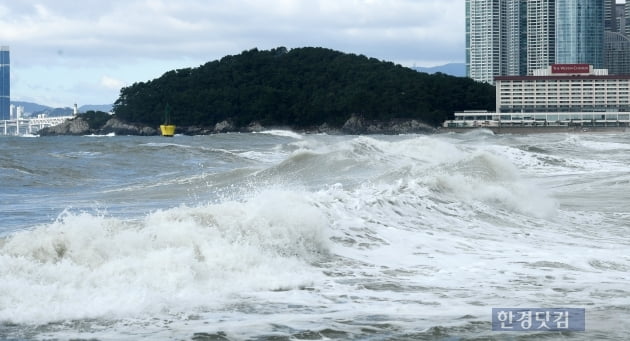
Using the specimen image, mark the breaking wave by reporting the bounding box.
[1,132,628,340]
[0,190,329,323]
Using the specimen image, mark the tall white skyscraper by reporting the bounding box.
[526,0,555,73]
[466,0,503,84]
[466,0,557,84]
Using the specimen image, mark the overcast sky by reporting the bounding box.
[0,0,463,108]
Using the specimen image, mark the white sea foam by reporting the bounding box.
[237,150,288,163]
[85,132,116,137]
[141,142,194,149]
[1,133,628,340]
[561,134,630,151]
[0,190,329,324]
[257,129,304,139]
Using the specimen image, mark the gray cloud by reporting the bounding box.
[1,0,464,106]
[0,0,463,66]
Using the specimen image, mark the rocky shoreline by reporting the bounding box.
[38,114,438,136]
[40,114,629,137]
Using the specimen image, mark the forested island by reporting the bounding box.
[42,47,495,135]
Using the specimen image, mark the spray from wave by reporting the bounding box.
[0,190,329,324]
[5,132,625,340]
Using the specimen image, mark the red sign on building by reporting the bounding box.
[551,64,590,74]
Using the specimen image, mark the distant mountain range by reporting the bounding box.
[10,101,51,114]
[412,63,466,77]
[79,104,115,112]
[10,101,113,117]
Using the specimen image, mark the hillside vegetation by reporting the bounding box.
[113,47,495,129]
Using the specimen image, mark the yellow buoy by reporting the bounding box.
[160,104,176,137]
[160,124,176,137]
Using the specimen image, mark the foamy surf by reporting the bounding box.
[0,189,329,324]
[1,132,629,340]
[257,129,304,139]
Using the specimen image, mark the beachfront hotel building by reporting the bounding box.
[444,64,630,128]
[497,64,626,114]
[458,1,630,129]
[0,46,9,120]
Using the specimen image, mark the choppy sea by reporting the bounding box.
[0,130,628,340]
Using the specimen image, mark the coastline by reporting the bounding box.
[37,115,438,136]
[34,113,630,137]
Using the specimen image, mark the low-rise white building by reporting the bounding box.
[444,64,630,128]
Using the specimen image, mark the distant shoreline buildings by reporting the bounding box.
[445,65,630,128]
[466,0,629,83]
[9,104,24,120]
[449,1,630,130]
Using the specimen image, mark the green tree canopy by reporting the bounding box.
[113,47,495,128]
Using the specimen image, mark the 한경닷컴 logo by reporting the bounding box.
[492,308,585,332]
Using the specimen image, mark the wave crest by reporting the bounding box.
[0,190,329,323]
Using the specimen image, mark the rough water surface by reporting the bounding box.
[0,131,628,340]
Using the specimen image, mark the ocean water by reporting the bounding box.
[0,131,628,340]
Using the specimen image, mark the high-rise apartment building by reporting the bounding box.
[466,0,556,84]
[466,0,502,84]
[503,0,528,76]
[556,0,604,68]
[0,46,9,120]
[467,0,616,83]
[526,0,555,73]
